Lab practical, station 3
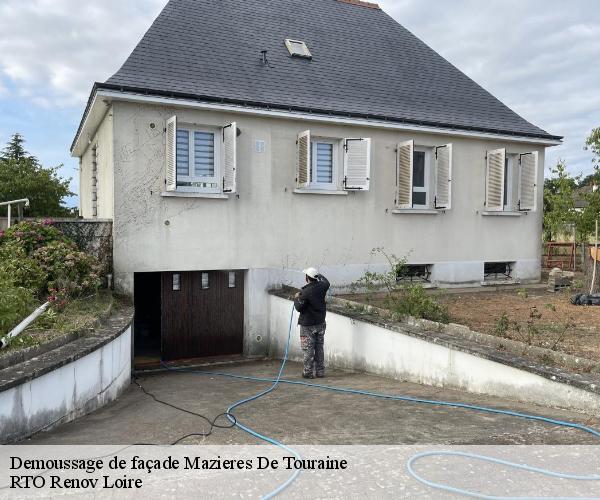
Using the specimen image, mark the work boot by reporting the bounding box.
[302,373,314,379]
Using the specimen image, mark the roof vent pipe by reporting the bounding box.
[260,50,271,67]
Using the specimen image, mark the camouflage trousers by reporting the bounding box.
[300,323,326,377]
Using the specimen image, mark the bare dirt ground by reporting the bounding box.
[437,288,600,361]
[341,287,600,362]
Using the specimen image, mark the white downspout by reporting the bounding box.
[0,302,50,349]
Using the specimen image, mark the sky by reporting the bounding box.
[0,0,598,208]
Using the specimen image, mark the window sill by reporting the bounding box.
[293,189,348,196]
[391,209,442,215]
[481,279,521,286]
[480,211,525,217]
[161,191,229,199]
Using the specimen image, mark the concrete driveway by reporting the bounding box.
[24,361,600,445]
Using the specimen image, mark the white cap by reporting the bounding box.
[302,267,319,279]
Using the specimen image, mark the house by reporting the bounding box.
[71,0,561,361]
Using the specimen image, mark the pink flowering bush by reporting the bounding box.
[0,220,102,310]
[32,241,101,306]
[0,242,46,293]
[0,219,68,255]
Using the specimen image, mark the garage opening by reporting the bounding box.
[134,272,162,361]
[134,270,245,364]
[161,270,245,361]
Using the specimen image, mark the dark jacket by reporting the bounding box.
[294,275,330,326]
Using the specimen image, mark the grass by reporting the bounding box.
[1,290,113,355]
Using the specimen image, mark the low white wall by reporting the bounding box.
[268,295,600,416]
[0,326,131,443]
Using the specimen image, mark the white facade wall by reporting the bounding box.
[98,101,545,295]
[74,101,549,357]
[80,107,114,219]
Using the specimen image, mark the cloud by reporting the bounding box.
[0,0,165,107]
[378,0,600,175]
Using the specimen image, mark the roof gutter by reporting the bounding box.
[71,84,563,154]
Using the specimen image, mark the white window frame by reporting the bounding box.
[309,138,340,191]
[284,39,312,59]
[176,124,221,194]
[412,146,432,208]
[503,154,514,211]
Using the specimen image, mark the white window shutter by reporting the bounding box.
[343,138,371,191]
[296,130,311,188]
[518,151,537,211]
[396,140,413,208]
[485,148,505,211]
[434,144,452,209]
[223,122,237,193]
[165,115,177,192]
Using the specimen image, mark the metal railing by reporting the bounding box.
[0,198,29,228]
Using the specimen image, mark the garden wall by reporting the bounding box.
[268,291,600,417]
[0,307,131,444]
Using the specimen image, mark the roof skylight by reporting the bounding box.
[284,39,312,59]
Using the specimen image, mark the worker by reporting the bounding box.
[294,267,330,379]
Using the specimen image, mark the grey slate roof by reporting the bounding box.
[101,0,559,140]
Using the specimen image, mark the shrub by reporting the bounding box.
[32,241,101,305]
[494,311,510,337]
[0,271,35,336]
[0,219,68,255]
[353,248,450,323]
[394,284,450,323]
[0,242,47,294]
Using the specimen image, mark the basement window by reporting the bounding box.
[285,39,312,59]
[201,272,209,290]
[172,273,181,291]
[397,264,432,283]
[484,262,513,281]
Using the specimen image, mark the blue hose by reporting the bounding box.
[162,304,600,499]
[221,303,302,500]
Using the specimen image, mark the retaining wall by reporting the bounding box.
[0,308,131,443]
[268,291,600,417]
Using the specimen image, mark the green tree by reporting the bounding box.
[543,160,579,241]
[585,126,600,169]
[0,133,73,217]
[579,128,600,240]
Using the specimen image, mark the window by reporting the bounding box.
[176,127,220,192]
[484,262,513,281]
[310,139,338,190]
[165,117,237,195]
[396,141,451,210]
[285,39,312,59]
[172,273,181,291]
[201,272,209,289]
[412,149,430,207]
[485,149,538,212]
[296,131,371,192]
[503,154,518,210]
[397,264,432,283]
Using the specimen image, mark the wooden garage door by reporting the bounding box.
[161,270,244,361]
